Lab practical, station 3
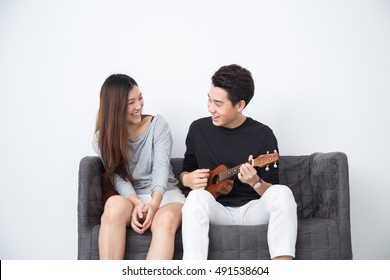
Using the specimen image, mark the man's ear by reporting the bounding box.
[236,100,246,112]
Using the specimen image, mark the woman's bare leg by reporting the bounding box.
[99,195,133,259]
[146,203,183,260]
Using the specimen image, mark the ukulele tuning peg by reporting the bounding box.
[265,165,270,171]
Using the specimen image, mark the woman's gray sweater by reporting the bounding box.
[93,114,179,198]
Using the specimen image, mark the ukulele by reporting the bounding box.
[206,151,279,199]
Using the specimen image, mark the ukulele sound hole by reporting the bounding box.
[212,175,219,185]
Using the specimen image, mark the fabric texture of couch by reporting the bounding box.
[77,152,352,260]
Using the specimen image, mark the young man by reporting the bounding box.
[180,64,297,260]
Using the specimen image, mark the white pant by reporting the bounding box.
[182,185,297,259]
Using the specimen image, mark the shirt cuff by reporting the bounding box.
[152,186,166,196]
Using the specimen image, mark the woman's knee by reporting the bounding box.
[101,195,132,225]
[151,204,182,234]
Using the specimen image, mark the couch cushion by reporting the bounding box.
[295,218,341,259]
[90,218,341,260]
[278,156,313,219]
[208,225,270,259]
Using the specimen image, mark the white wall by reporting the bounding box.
[0,0,389,259]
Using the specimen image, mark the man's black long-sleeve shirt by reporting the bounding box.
[182,116,279,207]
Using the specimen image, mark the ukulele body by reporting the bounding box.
[206,164,234,199]
[204,151,279,199]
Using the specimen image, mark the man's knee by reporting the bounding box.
[182,190,213,216]
[266,185,297,211]
[184,190,212,204]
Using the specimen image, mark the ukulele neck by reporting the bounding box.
[219,162,251,181]
[217,152,278,181]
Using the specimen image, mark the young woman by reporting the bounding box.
[93,74,185,259]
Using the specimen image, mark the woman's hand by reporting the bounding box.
[131,203,157,234]
[139,204,157,233]
[129,192,161,234]
[130,203,146,234]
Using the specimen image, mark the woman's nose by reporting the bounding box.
[134,100,142,109]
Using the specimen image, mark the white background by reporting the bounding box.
[0,0,389,259]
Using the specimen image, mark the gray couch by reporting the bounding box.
[78,152,352,259]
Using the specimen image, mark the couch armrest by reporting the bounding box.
[77,156,104,259]
[310,152,352,259]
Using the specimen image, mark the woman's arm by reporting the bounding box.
[150,116,173,195]
[92,133,137,197]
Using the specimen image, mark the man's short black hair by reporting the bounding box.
[211,64,255,107]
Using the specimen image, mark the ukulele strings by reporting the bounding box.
[219,155,276,181]
[219,165,241,181]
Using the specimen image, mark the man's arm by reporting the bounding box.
[180,170,210,190]
[238,155,273,196]
[248,175,273,196]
